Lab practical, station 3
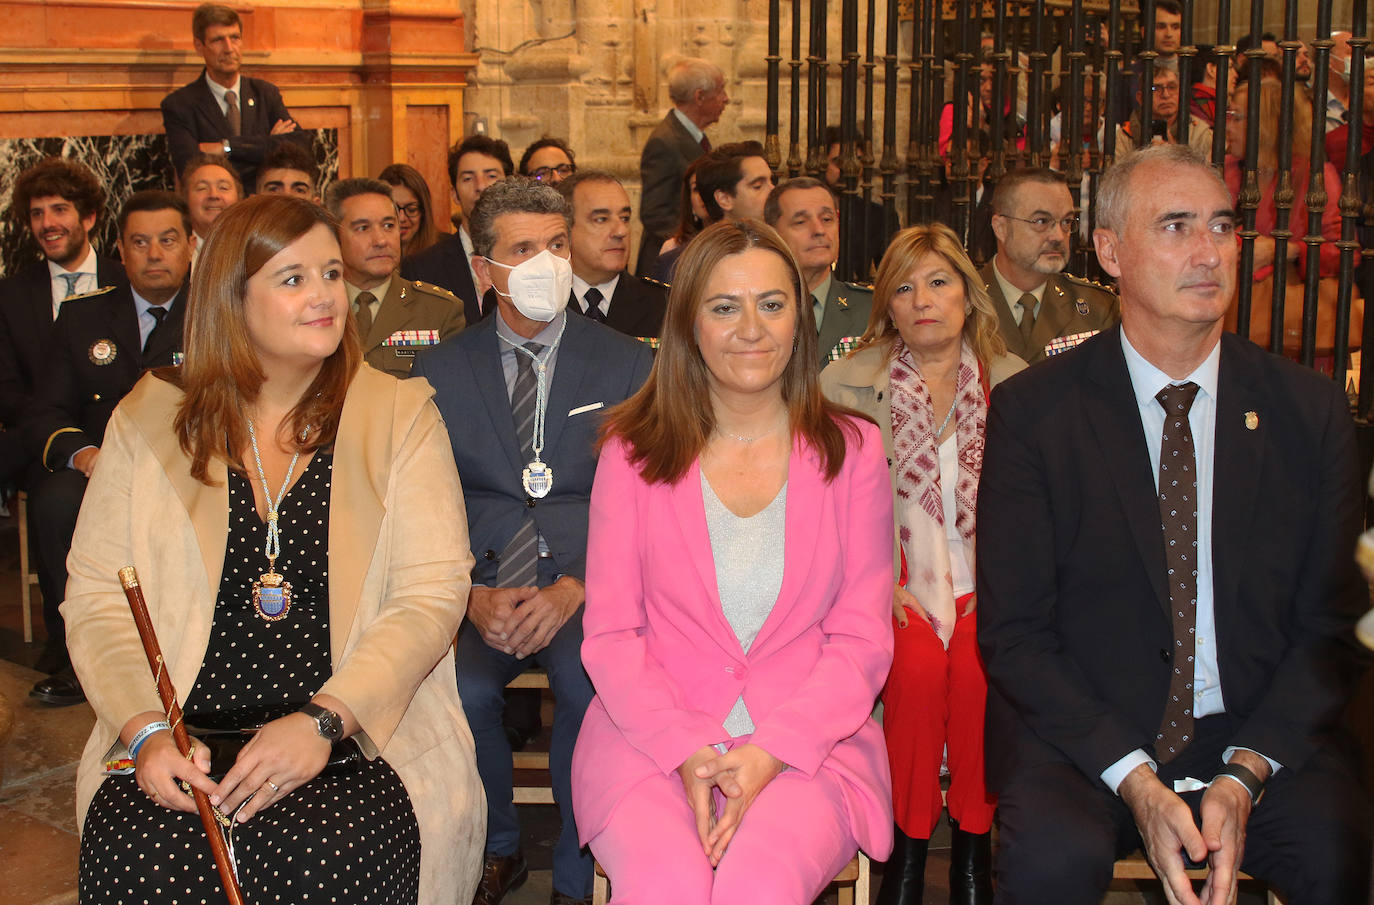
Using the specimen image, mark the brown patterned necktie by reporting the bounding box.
[225,89,241,137]
[1155,381,1201,763]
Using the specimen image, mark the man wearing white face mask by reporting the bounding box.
[412,178,653,905]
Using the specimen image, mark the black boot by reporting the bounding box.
[875,823,927,905]
[949,818,993,905]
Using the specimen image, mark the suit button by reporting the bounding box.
[484,550,496,561]
[1159,648,1170,663]
[92,393,102,401]
[876,391,883,401]
[526,498,537,509]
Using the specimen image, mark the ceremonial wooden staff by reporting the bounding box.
[118,566,246,905]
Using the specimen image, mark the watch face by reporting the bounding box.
[319,710,344,740]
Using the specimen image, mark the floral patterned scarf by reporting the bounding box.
[889,337,986,647]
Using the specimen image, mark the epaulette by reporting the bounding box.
[839,279,874,292]
[61,285,118,303]
[1061,272,1117,295]
[638,274,670,290]
[408,279,460,303]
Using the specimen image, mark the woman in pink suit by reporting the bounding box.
[571,218,895,904]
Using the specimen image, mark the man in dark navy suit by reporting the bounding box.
[557,170,667,341]
[413,178,651,905]
[160,3,310,190]
[24,191,192,706]
[402,134,514,328]
[978,145,1370,905]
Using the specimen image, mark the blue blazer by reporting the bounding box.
[412,312,652,585]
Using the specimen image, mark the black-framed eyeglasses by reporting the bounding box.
[396,202,421,218]
[530,164,576,182]
[1002,214,1079,233]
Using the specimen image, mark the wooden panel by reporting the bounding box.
[406,104,453,225]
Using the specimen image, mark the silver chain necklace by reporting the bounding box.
[246,417,309,621]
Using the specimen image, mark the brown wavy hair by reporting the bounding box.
[165,194,361,484]
[856,222,1008,373]
[601,218,868,484]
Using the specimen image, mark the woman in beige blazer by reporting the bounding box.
[64,195,483,905]
[820,224,1024,905]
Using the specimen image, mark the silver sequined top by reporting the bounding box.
[701,473,787,737]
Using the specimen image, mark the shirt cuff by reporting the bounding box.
[1223,746,1282,778]
[66,445,97,471]
[1102,748,1157,795]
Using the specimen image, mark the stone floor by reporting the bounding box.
[0,499,1316,905]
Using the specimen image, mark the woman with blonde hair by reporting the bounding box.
[573,218,895,903]
[66,194,484,904]
[821,223,1025,905]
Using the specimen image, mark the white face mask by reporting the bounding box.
[484,249,573,322]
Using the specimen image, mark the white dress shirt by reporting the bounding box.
[204,72,242,120]
[571,273,620,318]
[48,245,99,319]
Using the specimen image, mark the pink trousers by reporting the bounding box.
[588,766,858,904]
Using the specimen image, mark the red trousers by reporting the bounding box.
[881,594,995,839]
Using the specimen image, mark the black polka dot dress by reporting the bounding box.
[79,453,422,904]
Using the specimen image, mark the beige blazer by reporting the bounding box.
[62,365,484,905]
[820,340,1026,573]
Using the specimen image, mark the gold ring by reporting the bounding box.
[266,780,280,792]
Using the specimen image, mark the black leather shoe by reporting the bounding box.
[549,892,592,905]
[875,823,928,905]
[472,850,528,905]
[30,666,85,707]
[949,819,993,905]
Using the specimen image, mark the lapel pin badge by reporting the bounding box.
[246,97,255,107]
[1244,411,1259,431]
[1075,297,1090,316]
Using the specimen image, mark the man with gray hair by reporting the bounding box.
[324,177,464,378]
[413,178,652,905]
[636,57,729,275]
[978,144,1370,905]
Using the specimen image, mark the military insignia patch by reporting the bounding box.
[1075,297,1090,316]
[88,339,117,366]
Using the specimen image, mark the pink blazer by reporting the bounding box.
[571,419,896,857]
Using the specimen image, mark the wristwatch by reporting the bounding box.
[299,702,344,742]
[1213,761,1265,805]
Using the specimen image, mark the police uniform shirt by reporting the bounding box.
[571,273,621,319]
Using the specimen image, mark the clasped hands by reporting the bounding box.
[468,576,583,659]
[1119,753,1269,905]
[677,743,785,867]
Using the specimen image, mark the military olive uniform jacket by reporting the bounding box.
[817,276,876,367]
[980,261,1119,364]
[358,273,466,379]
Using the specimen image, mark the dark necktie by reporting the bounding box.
[1017,292,1037,349]
[143,305,169,355]
[354,291,376,341]
[496,342,545,589]
[225,89,241,137]
[1155,381,1201,763]
[700,135,711,152]
[583,287,607,323]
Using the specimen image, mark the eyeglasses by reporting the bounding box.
[1002,214,1079,233]
[530,164,576,182]
[396,202,421,218]
[1151,83,1180,95]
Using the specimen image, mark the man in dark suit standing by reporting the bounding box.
[160,3,309,190]
[635,57,728,276]
[977,145,1370,905]
[0,158,126,490]
[402,134,514,326]
[25,190,192,706]
[765,177,875,366]
[558,170,667,340]
[981,167,1118,364]
[413,178,651,905]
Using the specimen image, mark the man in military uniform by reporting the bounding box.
[325,178,465,378]
[983,167,1118,364]
[765,177,874,365]
[558,170,668,341]
[24,190,192,705]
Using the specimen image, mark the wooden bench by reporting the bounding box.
[506,669,553,805]
[592,852,870,905]
[1112,852,1284,904]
